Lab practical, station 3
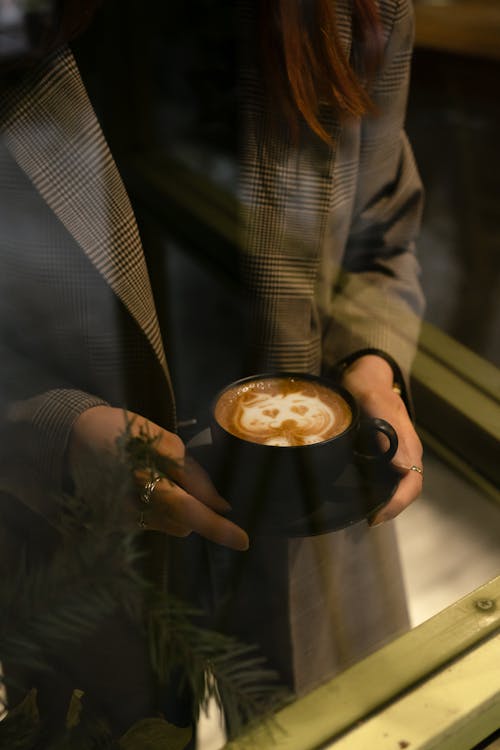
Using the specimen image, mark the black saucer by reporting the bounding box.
[187,431,401,538]
[272,458,401,536]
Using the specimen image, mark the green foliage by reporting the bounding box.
[0,455,143,675]
[145,591,288,740]
[119,718,191,750]
[0,420,286,747]
[0,690,40,750]
[0,689,192,750]
[115,416,180,480]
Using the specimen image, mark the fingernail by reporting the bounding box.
[369,513,390,527]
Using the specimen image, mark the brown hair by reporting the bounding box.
[258,0,384,142]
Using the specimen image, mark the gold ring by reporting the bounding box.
[141,472,162,505]
[409,465,424,478]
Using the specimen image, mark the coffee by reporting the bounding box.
[214,376,352,447]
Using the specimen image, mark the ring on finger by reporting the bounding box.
[141,471,162,505]
[409,465,424,478]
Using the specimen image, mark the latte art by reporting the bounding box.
[236,391,336,445]
[215,377,352,446]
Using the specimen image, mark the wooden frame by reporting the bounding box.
[226,577,500,750]
[412,321,500,499]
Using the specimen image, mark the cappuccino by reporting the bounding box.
[214,376,352,447]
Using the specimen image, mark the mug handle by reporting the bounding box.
[355,417,398,462]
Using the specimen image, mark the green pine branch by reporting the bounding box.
[0,454,143,675]
[145,591,288,740]
[0,420,287,746]
[0,689,193,750]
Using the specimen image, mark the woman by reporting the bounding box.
[0,0,423,733]
[198,0,424,695]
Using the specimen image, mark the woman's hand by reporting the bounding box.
[68,406,249,551]
[341,355,424,526]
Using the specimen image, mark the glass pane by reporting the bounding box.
[407,44,500,367]
[0,1,499,747]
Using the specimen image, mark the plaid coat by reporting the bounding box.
[0,0,422,699]
[239,0,424,381]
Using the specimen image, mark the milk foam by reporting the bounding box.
[235,390,337,446]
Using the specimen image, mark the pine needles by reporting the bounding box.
[145,591,288,740]
[0,419,287,746]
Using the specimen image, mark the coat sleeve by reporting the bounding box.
[0,47,159,521]
[0,339,108,522]
[322,0,425,386]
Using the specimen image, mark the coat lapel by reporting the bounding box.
[0,47,173,392]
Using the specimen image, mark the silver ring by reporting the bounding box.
[138,510,148,529]
[141,472,162,505]
[409,465,424,478]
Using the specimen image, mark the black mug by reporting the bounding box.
[200,373,399,535]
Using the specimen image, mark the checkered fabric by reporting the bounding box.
[0,47,171,383]
[239,0,424,379]
[228,0,423,695]
[0,48,176,509]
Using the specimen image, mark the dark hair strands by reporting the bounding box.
[258,0,384,143]
[2,0,383,143]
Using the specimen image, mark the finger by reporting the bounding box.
[135,457,231,514]
[173,456,231,513]
[153,484,249,551]
[370,467,423,526]
[389,424,423,477]
[151,434,231,513]
[133,470,233,540]
[136,505,192,537]
[154,519,192,537]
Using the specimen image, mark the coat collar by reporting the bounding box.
[0,47,172,391]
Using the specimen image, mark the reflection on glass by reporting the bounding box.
[0,0,498,747]
[408,48,500,367]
